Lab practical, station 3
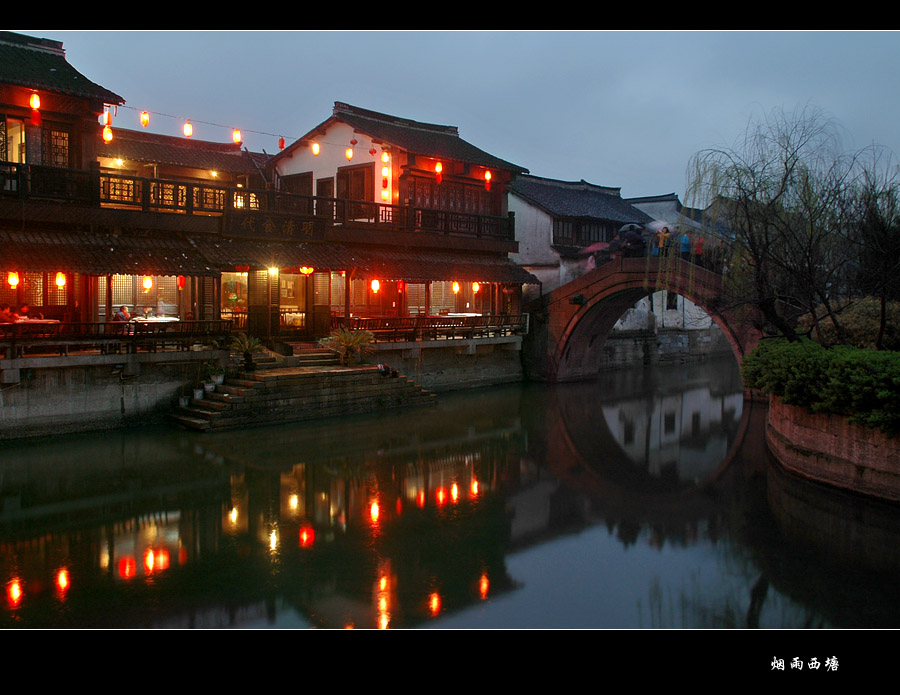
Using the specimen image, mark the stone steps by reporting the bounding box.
[169,364,435,432]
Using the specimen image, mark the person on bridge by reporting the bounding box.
[679,230,692,261]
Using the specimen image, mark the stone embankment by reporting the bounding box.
[766,396,900,503]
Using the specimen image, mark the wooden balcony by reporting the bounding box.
[1,163,515,242]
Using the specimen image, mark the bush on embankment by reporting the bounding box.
[742,339,900,436]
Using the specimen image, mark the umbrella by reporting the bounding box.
[577,240,610,255]
[619,223,642,233]
[644,220,672,232]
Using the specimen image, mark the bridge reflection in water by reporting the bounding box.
[2,358,899,628]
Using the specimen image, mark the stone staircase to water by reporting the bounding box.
[169,349,436,432]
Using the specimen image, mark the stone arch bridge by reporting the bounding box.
[523,256,763,382]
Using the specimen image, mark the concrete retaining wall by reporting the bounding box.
[0,352,221,440]
[766,396,900,503]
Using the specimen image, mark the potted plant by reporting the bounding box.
[229,333,264,371]
[319,328,375,366]
[203,359,226,385]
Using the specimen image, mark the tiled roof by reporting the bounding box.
[511,175,652,225]
[0,229,539,284]
[99,129,263,175]
[0,32,124,105]
[285,102,528,174]
[0,229,216,276]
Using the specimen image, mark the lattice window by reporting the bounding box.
[313,272,329,306]
[406,283,426,315]
[0,117,6,162]
[41,128,70,168]
[102,175,137,202]
[46,277,67,306]
[330,272,345,314]
[430,281,456,315]
[23,272,43,305]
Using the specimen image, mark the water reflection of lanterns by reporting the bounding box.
[429,592,441,616]
[299,526,315,548]
[229,507,239,525]
[56,569,70,594]
[118,557,137,580]
[479,573,490,600]
[416,490,426,508]
[450,482,459,503]
[436,487,447,506]
[144,548,170,573]
[269,529,278,551]
[370,500,380,523]
[471,479,479,497]
[7,578,23,607]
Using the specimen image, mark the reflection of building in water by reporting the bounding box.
[604,385,742,481]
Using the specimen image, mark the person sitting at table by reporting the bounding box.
[113,305,131,322]
[142,306,154,319]
[0,304,14,323]
[16,304,41,319]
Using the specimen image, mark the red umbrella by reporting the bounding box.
[577,240,610,255]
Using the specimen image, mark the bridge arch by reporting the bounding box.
[527,257,762,382]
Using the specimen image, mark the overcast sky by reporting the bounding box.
[20,30,900,203]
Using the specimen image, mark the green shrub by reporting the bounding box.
[742,338,900,435]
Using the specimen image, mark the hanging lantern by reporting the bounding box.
[311,142,320,156]
[350,138,358,146]
[102,125,113,142]
[176,275,186,290]
[369,148,377,156]
[299,266,314,276]
[397,280,405,292]
[7,271,19,288]
[278,136,286,150]
[29,92,40,110]
[140,111,150,127]
[55,272,66,288]
[472,282,480,293]
[452,281,460,294]
[381,189,389,201]
[382,151,390,163]
[235,265,250,273]
[30,109,41,127]
[435,162,443,184]
[232,129,242,144]
[183,121,193,138]
[100,110,111,126]
[142,275,153,291]
[345,147,353,161]
[484,170,492,191]
[370,279,380,293]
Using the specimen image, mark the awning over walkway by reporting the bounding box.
[0,229,540,284]
[0,229,218,276]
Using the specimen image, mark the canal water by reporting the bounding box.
[2,356,899,629]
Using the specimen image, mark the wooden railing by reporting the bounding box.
[0,320,233,358]
[1,163,514,240]
[330,314,529,342]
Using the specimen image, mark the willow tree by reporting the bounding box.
[685,106,859,343]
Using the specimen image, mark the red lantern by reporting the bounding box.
[311,142,320,156]
[235,265,250,272]
[350,138,358,146]
[140,111,150,127]
[484,170,492,191]
[232,129,242,144]
[452,281,460,294]
[299,266,314,275]
[177,275,186,290]
[102,125,113,142]
[7,271,19,288]
[435,162,443,184]
[278,137,285,150]
[183,121,193,138]
[29,92,40,110]
[472,282,480,293]
[55,272,66,288]
[369,148,377,156]
[370,279,380,293]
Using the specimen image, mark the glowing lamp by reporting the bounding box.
[278,137,285,150]
[435,161,443,184]
[370,500,380,523]
[100,110,111,126]
[299,266,314,275]
[7,579,23,606]
[29,92,40,110]
[176,275,186,290]
[382,151,390,163]
[370,279,380,293]
[346,147,353,160]
[429,592,441,616]
[232,129,242,144]
[55,272,66,288]
[183,121,193,138]
[472,282,480,293]
[381,190,389,200]
[312,142,320,156]
[484,170,492,191]
[102,125,113,142]
[452,281,460,294]
[268,267,279,276]
[140,111,150,127]
[56,569,70,593]
[382,166,389,178]
[7,271,19,288]
[142,275,153,291]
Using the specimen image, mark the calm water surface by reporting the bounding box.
[2,356,899,628]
